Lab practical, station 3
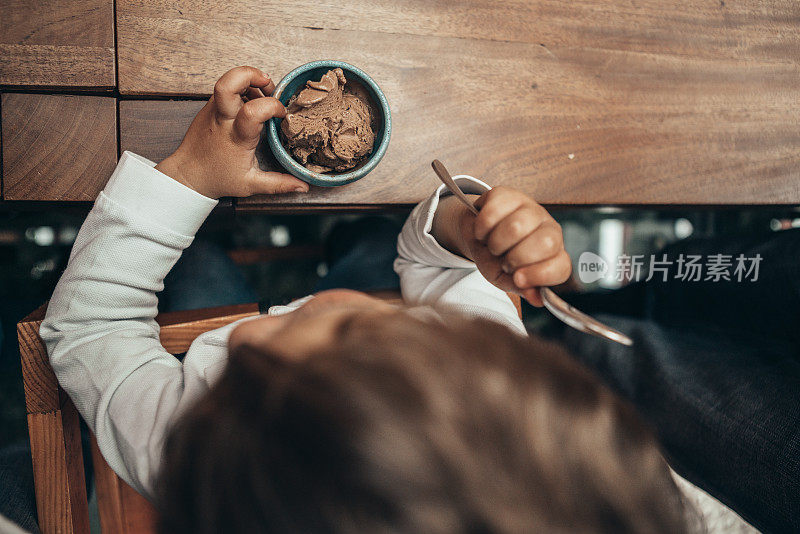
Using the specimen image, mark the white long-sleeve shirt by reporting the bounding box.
[39,152,754,533]
[39,151,523,498]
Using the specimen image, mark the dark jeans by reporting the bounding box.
[314,216,401,293]
[160,217,401,311]
[159,240,259,312]
[545,229,800,533]
[158,217,401,312]
[0,444,39,533]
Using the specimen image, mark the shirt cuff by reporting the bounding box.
[102,151,218,237]
[398,175,491,269]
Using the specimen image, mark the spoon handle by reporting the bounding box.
[432,160,479,216]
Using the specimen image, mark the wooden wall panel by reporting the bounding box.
[115,0,800,205]
[1,93,117,200]
[0,0,115,89]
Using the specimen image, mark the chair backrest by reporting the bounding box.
[18,302,260,534]
[18,293,521,533]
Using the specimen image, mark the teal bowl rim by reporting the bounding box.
[266,60,392,187]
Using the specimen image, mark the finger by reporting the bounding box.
[233,97,286,144]
[261,78,277,96]
[246,169,309,196]
[213,66,273,118]
[473,252,543,306]
[473,187,527,242]
[521,288,544,307]
[511,250,572,289]
[485,206,548,256]
[245,87,265,101]
[502,221,563,271]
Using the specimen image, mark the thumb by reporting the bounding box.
[247,169,309,195]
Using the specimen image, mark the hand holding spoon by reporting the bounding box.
[431,159,633,346]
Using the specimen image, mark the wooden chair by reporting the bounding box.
[18,293,520,533]
[18,302,261,534]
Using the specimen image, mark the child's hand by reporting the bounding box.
[461,187,571,306]
[155,66,309,199]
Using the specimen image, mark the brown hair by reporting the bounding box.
[156,309,689,533]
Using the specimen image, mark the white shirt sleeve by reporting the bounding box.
[39,152,219,497]
[671,470,759,533]
[394,176,526,335]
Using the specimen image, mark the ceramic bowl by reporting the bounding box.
[266,60,391,187]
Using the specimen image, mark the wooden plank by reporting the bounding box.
[117,0,800,89]
[119,480,158,533]
[91,436,157,534]
[91,436,126,534]
[155,302,259,327]
[18,310,59,414]
[158,310,260,354]
[27,407,90,534]
[1,93,118,200]
[19,303,91,534]
[120,85,800,207]
[115,1,800,205]
[119,99,205,164]
[0,0,115,89]
[59,399,90,534]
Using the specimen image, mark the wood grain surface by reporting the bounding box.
[157,303,260,354]
[115,1,800,205]
[91,436,157,534]
[18,311,59,414]
[0,0,115,88]
[91,436,127,534]
[119,99,205,163]
[1,93,118,200]
[18,304,91,534]
[26,406,90,534]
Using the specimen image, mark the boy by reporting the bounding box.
[41,66,715,532]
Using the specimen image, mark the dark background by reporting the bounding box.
[2,205,798,448]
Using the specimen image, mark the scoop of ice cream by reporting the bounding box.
[281,68,376,174]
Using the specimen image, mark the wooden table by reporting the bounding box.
[2,0,799,208]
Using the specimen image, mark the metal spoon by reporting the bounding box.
[431,160,633,346]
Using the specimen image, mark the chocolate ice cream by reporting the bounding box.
[280,68,376,174]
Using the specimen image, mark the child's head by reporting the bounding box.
[157,294,689,533]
